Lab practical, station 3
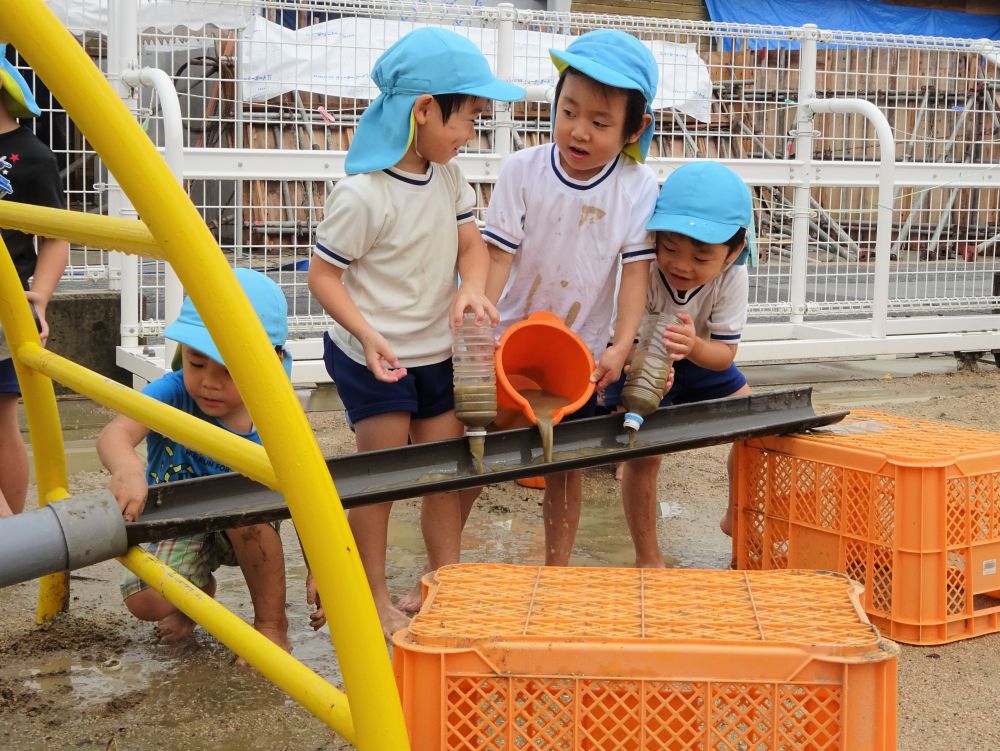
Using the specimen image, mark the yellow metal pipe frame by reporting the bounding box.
[119,547,357,744]
[0,236,70,620]
[0,201,163,258]
[16,343,279,490]
[2,2,411,748]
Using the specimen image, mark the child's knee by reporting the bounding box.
[229,522,282,548]
[627,455,662,476]
[125,588,174,622]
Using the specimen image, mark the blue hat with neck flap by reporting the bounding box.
[550,30,659,163]
[345,27,525,175]
[646,161,758,266]
[0,45,40,119]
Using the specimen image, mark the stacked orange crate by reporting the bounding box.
[733,410,1000,645]
[393,563,897,751]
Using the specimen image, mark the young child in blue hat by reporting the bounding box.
[483,29,659,567]
[98,269,300,653]
[307,27,524,637]
[617,161,754,563]
[0,45,68,520]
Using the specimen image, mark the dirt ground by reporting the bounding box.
[2,361,1000,750]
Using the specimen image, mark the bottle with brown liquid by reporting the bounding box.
[453,312,497,473]
[621,311,680,444]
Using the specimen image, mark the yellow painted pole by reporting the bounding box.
[120,547,357,744]
[4,3,410,748]
[0,237,70,620]
[0,201,162,258]
[16,343,279,490]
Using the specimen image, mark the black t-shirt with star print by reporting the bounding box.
[0,125,65,289]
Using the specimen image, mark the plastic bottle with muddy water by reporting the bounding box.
[622,312,681,446]
[453,311,497,473]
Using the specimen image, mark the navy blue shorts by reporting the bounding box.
[599,359,746,411]
[0,359,20,395]
[323,333,455,426]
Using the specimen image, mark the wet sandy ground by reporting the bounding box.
[2,362,1000,749]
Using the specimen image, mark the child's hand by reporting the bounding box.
[591,342,629,390]
[361,332,408,383]
[664,313,697,361]
[306,571,327,630]
[450,288,500,329]
[24,291,49,345]
[663,364,676,396]
[110,466,149,522]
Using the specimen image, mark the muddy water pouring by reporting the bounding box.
[495,312,595,464]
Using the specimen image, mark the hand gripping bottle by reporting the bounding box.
[452,312,497,473]
[621,312,680,446]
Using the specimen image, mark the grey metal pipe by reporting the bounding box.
[0,490,128,588]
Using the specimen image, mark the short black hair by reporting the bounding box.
[433,93,476,122]
[723,227,747,254]
[553,67,648,142]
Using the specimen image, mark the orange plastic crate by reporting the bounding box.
[733,410,1000,645]
[393,563,897,751]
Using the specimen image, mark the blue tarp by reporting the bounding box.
[705,0,1000,41]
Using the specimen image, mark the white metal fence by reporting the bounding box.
[17,0,1000,381]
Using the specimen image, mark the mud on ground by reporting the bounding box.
[2,366,1000,749]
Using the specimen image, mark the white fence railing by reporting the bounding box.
[17,1,1000,382]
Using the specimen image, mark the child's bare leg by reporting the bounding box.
[227,522,289,659]
[400,485,480,614]
[349,503,409,637]
[398,411,476,613]
[125,576,217,642]
[542,470,582,566]
[720,384,752,536]
[620,455,665,567]
[0,393,28,516]
[353,411,413,638]
[720,446,736,536]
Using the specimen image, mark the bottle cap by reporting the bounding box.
[466,428,487,438]
[623,412,644,432]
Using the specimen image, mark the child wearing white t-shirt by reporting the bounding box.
[308,28,523,637]
[484,30,659,566]
[615,162,755,565]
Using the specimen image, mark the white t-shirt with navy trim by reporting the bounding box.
[313,162,476,367]
[484,144,658,358]
[645,262,749,345]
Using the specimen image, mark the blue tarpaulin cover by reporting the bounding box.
[705,0,1000,42]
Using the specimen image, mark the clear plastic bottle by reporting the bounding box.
[453,312,497,473]
[621,311,680,444]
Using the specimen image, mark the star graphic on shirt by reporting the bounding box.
[8,154,19,163]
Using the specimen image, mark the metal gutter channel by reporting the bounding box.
[129,388,846,545]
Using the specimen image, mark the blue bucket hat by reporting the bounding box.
[165,268,293,378]
[647,162,758,266]
[550,30,658,163]
[0,45,40,119]
[345,27,525,175]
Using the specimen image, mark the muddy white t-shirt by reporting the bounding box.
[645,262,749,345]
[484,144,657,359]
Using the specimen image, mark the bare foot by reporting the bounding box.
[396,579,425,615]
[614,462,624,482]
[377,602,411,641]
[719,509,733,537]
[152,575,215,642]
[235,620,291,667]
[154,610,197,642]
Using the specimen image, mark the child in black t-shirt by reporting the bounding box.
[0,46,68,518]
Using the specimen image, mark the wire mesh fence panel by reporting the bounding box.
[9,1,1000,351]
